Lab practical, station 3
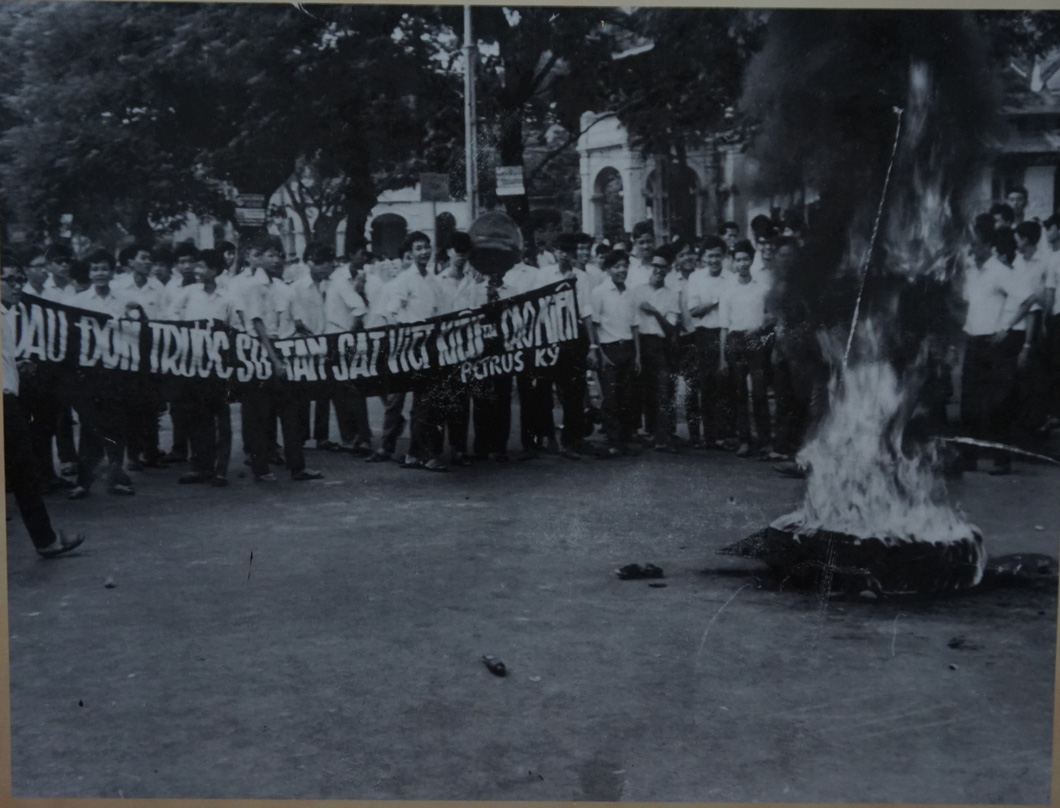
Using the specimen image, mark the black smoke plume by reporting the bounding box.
[741,10,1001,347]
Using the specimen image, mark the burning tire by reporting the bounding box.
[719,524,986,596]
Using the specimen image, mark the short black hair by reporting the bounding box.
[555,232,579,255]
[775,235,797,251]
[172,242,200,261]
[1,248,25,273]
[85,248,115,270]
[449,232,472,254]
[199,249,226,274]
[1043,213,1060,230]
[973,213,996,244]
[150,245,173,266]
[217,240,236,255]
[653,243,675,264]
[118,243,152,266]
[992,227,1017,263]
[347,235,369,253]
[245,232,284,255]
[303,242,336,264]
[721,221,740,235]
[401,231,430,256]
[70,259,90,285]
[632,220,654,240]
[750,215,774,239]
[1016,220,1042,245]
[1007,185,1028,200]
[594,243,609,257]
[732,239,756,260]
[701,235,727,252]
[44,243,73,263]
[990,202,1015,224]
[601,249,629,270]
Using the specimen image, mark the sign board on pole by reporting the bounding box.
[495,165,526,197]
[235,192,268,228]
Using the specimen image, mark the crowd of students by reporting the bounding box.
[3,189,1059,557]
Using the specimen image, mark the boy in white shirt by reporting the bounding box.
[587,249,639,457]
[67,250,136,499]
[176,249,234,486]
[720,240,773,457]
[688,235,733,448]
[291,243,334,450]
[631,246,681,451]
[324,238,373,455]
[626,220,655,289]
[240,233,323,483]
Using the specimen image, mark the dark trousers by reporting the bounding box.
[1048,314,1060,415]
[333,385,372,447]
[410,384,444,462]
[380,392,407,455]
[694,328,732,442]
[726,332,771,445]
[71,374,130,490]
[678,336,703,442]
[472,375,512,456]
[56,406,76,465]
[241,380,306,477]
[961,333,1019,462]
[639,335,675,445]
[126,377,163,464]
[164,377,192,459]
[5,393,57,550]
[555,344,588,448]
[599,340,637,447]
[431,375,471,455]
[186,381,232,478]
[20,368,65,483]
[517,374,554,450]
[298,397,332,444]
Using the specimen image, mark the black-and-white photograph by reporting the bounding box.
[1,2,1058,802]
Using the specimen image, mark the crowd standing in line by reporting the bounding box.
[3,187,1060,557]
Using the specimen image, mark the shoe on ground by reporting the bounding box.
[209,475,229,488]
[108,483,135,496]
[451,452,473,467]
[37,531,86,559]
[560,446,582,460]
[45,476,76,492]
[654,443,679,454]
[67,486,90,500]
[365,451,391,464]
[291,469,324,481]
[162,452,187,464]
[516,449,539,461]
[398,456,424,470]
[142,457,168,469]
[254,473,278,483]
[735,443,752,458]
[773,461,808,479]
[423,459,448,472]
[315,440,337,451]
[59,463,78,477]
[126,460,145,472]
[178,472,212,485]
[268,453,286,466]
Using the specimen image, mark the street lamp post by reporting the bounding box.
[464,5,478,222]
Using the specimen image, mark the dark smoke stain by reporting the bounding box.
[741,10,1001,337]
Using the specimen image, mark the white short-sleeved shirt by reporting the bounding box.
[438,272,488,314]
[626,256,652,290]
[721,277,769,333]
[589,277,635,344]
[41,278,78,305]
[381,266,442,323]
[962,259,1010,337]
[630,283,680,338]
[1001,255,1043,332]
[1041,247,1060,315]
[537,267,591,317]
[3,303,19,395]
[324,271,368,332]
[502,263,539,296]
[289,275,328,335]
[666,271,694,333]
[113,273,166,320]
[687,270,730,331]
[74,286,129,319]
[179,285,235,326]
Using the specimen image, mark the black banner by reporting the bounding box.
[14,281,581,392]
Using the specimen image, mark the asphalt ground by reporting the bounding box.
[6,400,1059,801]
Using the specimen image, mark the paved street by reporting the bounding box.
[6,408,1058,801]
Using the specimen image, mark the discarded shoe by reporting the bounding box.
[482,655,507,677]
